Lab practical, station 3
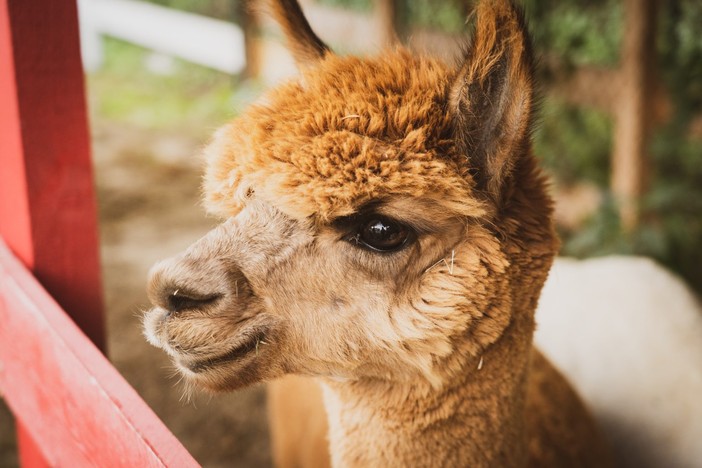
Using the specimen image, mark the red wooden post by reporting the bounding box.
[1,0,103,464]
[0,0,104,345]
[1,1,199,466]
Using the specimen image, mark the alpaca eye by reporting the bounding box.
[356,217,409,252]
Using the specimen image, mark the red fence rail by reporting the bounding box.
[0,240,198,467]
[0,0,198,465]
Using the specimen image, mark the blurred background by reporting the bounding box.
[1,0,700,466]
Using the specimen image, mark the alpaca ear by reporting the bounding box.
[450,0,535,205]
[261,0,331,67]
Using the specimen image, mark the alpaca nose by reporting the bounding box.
[146,219,249,316]
[146,256,238,316]
[166,289,221,314]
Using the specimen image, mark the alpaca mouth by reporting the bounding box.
[182,330,268,374]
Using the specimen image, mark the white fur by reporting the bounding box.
[535,256,702,468]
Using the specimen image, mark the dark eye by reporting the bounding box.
[356,217,410,252]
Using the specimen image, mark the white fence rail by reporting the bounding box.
[77,0,246,74]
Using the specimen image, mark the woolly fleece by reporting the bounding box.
[203,51,484,222]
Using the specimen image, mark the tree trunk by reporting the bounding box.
[374,0,398,46]
[611,0,657,231]
[238,2,262,80]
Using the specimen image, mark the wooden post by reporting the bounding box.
[0,0,104,464]
[238,1,262,80]
[374,0,398,47]
[611,0,657,231]
[0,0,104,346]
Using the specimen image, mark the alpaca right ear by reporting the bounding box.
[450,0,535,206]
[261,0,331,67]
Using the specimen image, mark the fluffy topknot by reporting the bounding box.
[203,50,485,221]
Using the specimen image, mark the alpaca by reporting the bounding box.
[143,0,612,466]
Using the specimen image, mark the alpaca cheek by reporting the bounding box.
[284,287,397,370]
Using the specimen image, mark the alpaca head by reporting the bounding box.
[144,0,557,392]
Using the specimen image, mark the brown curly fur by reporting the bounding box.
[203,50,483,222]
[144,0,613,466]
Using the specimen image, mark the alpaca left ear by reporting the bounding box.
[262,0,331,68]
[450,0,535,205]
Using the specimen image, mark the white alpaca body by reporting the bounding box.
[535,256,702,468]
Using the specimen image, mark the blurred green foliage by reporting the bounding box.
[523,0,622,69]
[534,99,702,286]
[525,0,702,292]
[660,0,702,116]
[399,0,466,34]
[142,0,232,19]
[533,100,612,188]
[88,37,254,134]
[317,0,372,12]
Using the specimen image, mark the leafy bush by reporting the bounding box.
[534,99,612,188]
[523,0,622,69]
[317,0,372,12]
[399,0,465,34]
[518,0,702,294]
[141,0,232,19]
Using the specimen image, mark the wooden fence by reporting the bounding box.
[0,1,198,465]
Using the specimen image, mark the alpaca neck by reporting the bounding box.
[321,317,533,468]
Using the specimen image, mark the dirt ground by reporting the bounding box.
[0,120,272,467]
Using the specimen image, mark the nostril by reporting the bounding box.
[147,256,244,314]
[167,290,221,314]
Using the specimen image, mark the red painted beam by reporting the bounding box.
[0,240,200,467]
[16,424,50,468]
[0,0,104,348]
